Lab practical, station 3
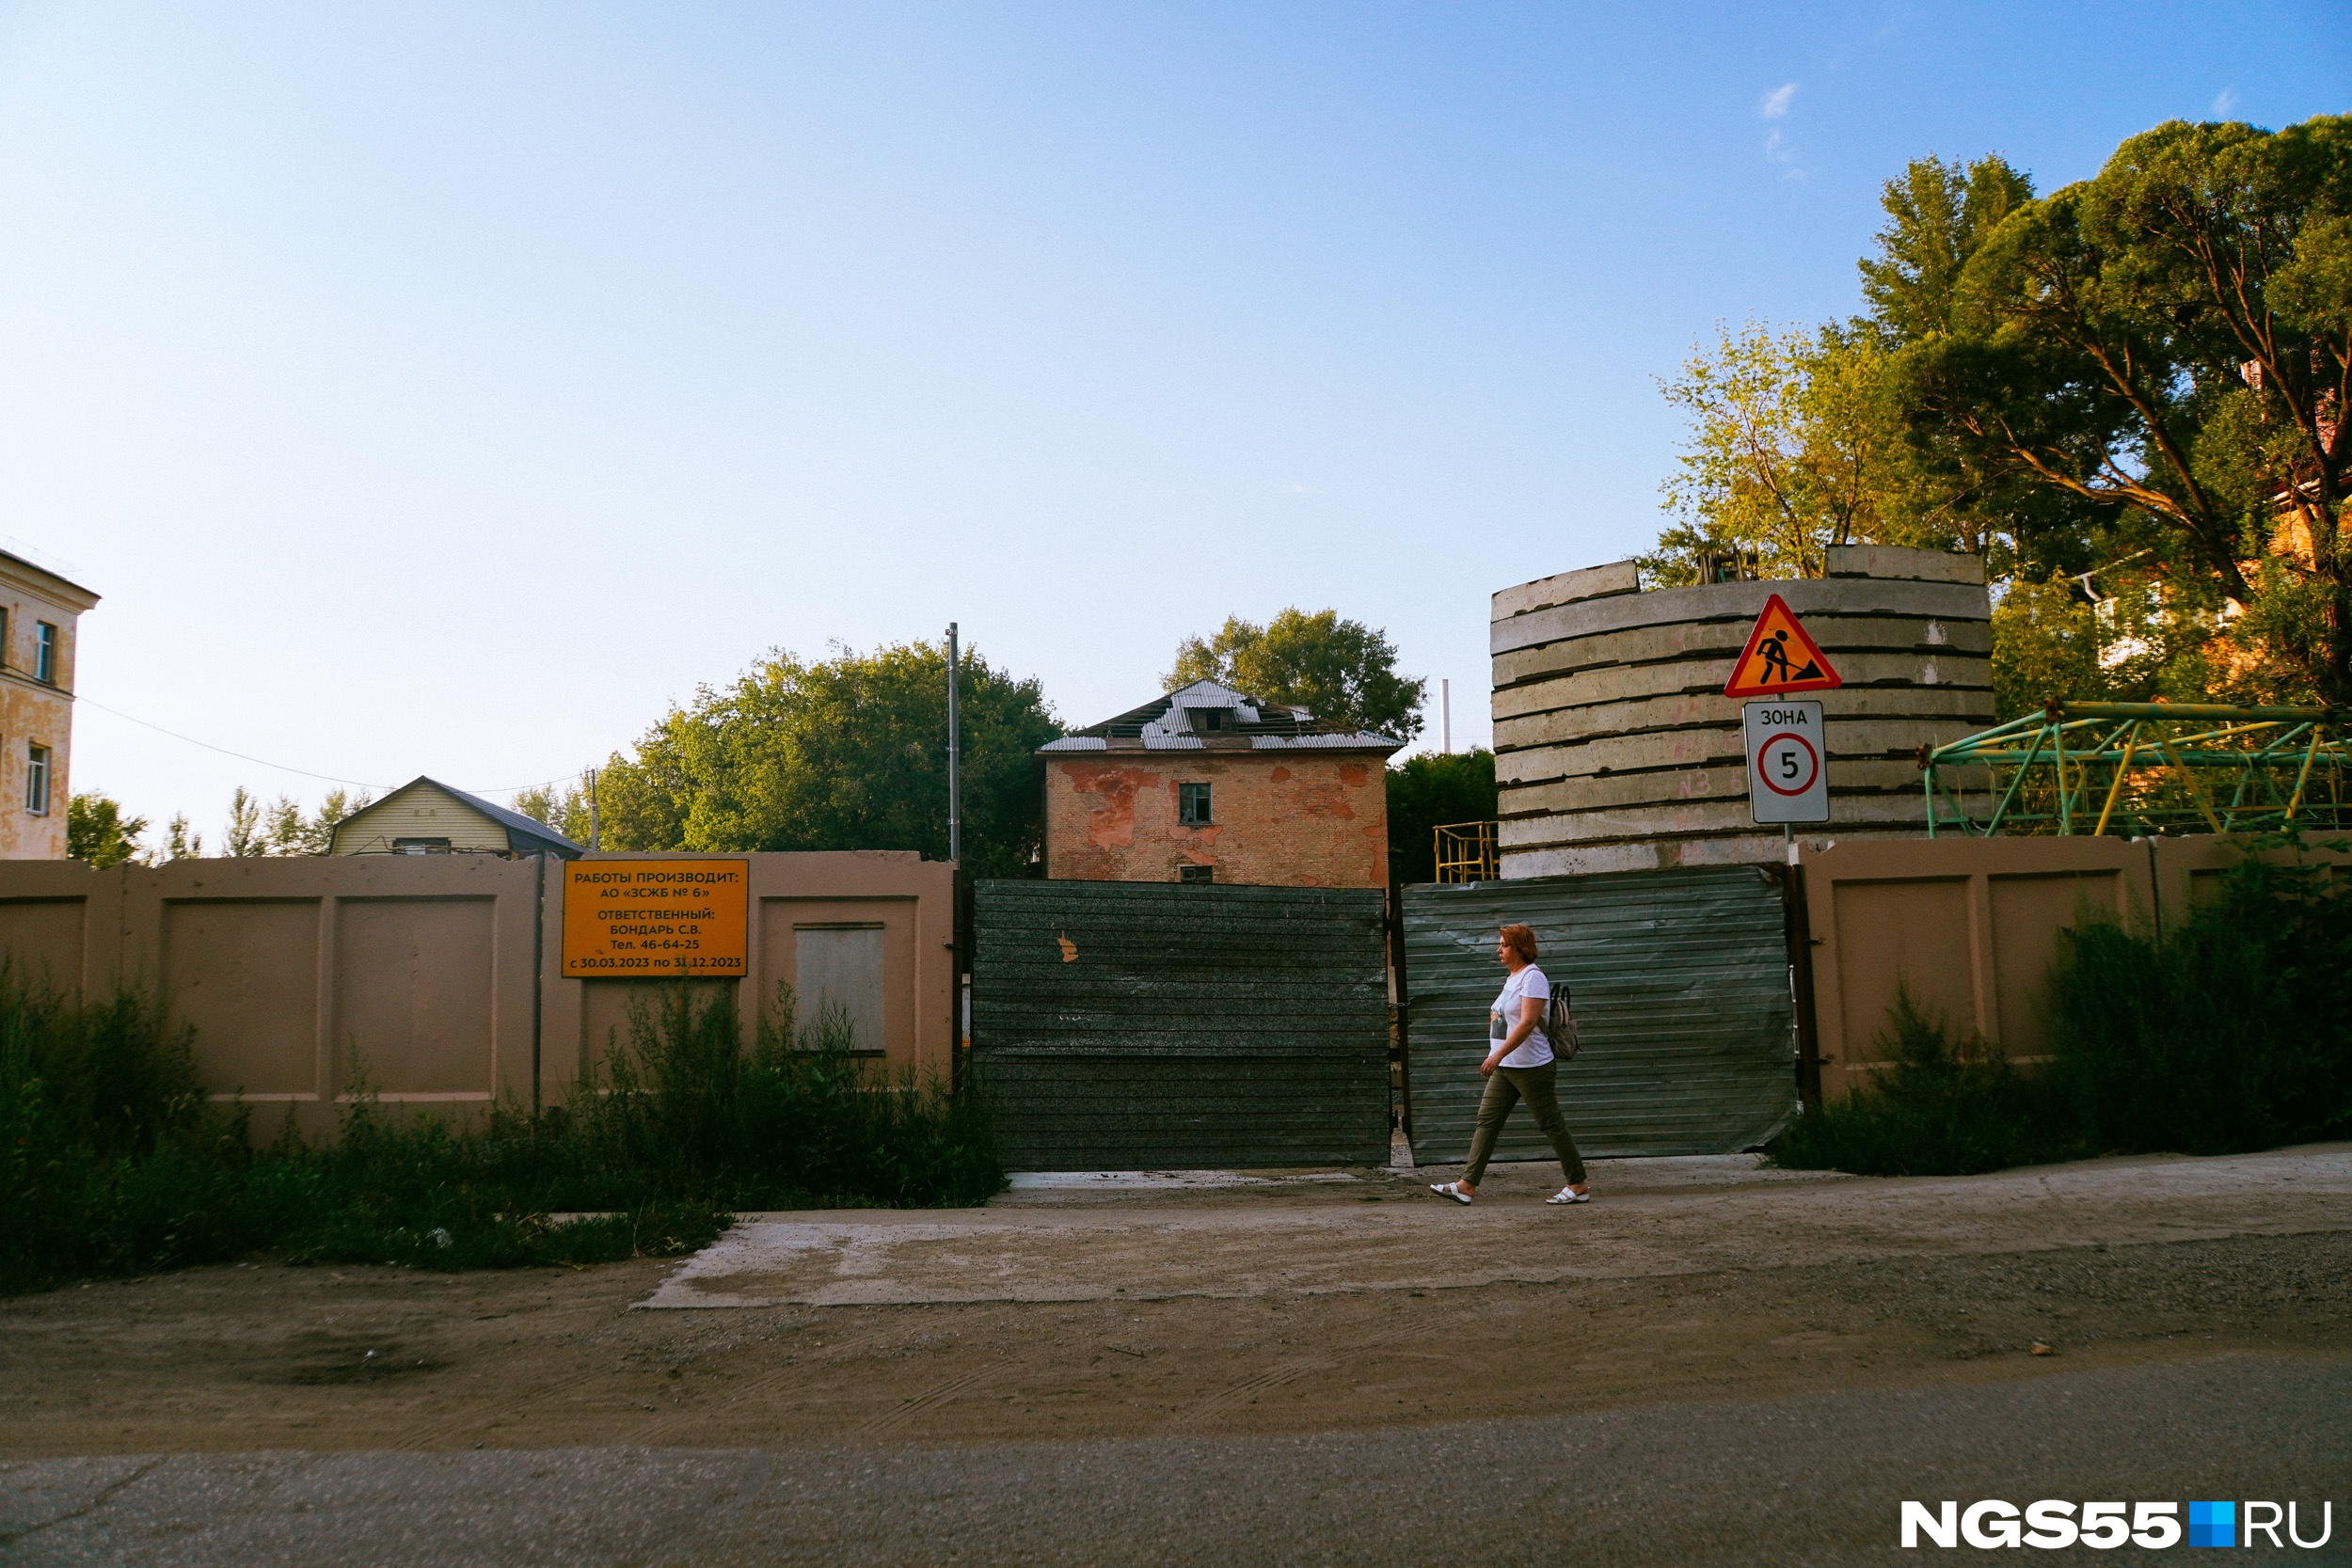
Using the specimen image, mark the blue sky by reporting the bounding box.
[5,2,2344,836]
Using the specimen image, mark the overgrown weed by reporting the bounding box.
[1767,989,2082,1176]
[0,972,1001,1296]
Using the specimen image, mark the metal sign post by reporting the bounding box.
[1744,700,1829,825]
[946,622,961,865]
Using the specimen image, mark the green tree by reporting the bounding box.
[1168,609,1426,740]
[1859,152,2036,343]
[300,788,371,853]
[1384,750,1497,885]
[1891,115,2352,703]
[1644,320,1907,583]
[515,780,594,845]
[223,787,266,857]
[65,793,149,867]
[1853,152,2109,580]
[1989,578,2103,720]
[161,815,203,861]
[588,640,1060,877]
[1641,153,2128,589]
[188,786,371,858]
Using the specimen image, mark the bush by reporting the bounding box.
[1767,989,2082,1176]
[2046,841,2352,1154]
[0,973,1002,1296]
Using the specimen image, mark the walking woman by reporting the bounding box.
[1429,923,1590,1206]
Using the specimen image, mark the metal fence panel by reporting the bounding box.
[972,879,1391,1169]
[1402,865,1796,1163]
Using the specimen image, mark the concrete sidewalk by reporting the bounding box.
[638,1146,2352,1309]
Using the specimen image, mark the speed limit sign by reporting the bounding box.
[1743,700,1828,824]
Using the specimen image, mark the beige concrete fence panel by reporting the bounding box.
[1792,833,2351,1102]
[541,850,955,1105]
[1795,836,2152,1100]
[0,849,955,1140]
[101,855,543,1137]
[0,859,118,1003]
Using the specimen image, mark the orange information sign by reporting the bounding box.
[561,859,749,977]
[1723,594,1843,698]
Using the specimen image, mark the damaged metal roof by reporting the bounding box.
[1039,678,1403,754]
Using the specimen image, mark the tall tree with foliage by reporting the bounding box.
[205,786,367,857]
[1858,153,2037,343]
[1645,320,1906,583]
[587,640,1060,878]
[222,787,266,858]
[1168,608,1426,740]
[1645,154,2053,586]
[65,793,149,867]
[1892,115,2352,703]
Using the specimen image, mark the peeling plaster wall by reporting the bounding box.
[1044,753,1390,887]
[0,562,89,861]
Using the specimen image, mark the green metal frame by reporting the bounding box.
[1922,701,2349,838]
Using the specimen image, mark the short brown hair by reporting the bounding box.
[1499,924,1538,963]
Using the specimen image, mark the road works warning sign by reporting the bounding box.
[561,860,750,976]
[1723,594,1843,698]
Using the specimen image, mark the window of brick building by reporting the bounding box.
[34,623,56,684]
[1179,863,1215,884]
[1178,782,1212,824]
[25,744,50,815]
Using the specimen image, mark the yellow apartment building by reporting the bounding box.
[0,550,97,859]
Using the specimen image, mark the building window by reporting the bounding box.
[34,623,56,684]
[795,924,888,1054]
[1178,782,1212,824]
[1179,863,1215,884]
[391,837,450,854]
[25,745,50,815]
[1197,708,1227,732]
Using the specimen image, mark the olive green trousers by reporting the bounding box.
[1463,1060,1587,1187]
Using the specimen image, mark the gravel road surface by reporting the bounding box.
[4,1356,2344,1566]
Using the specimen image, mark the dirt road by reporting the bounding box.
[0,1148,2344,1458]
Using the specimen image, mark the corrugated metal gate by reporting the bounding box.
[971,880,1391,1170]
[1401,865,1797,1162]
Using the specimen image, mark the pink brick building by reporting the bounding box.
[1039,680,1402,888]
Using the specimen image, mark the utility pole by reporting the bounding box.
[1440,678,1452,754]
[946,623,961,864]
[587,767,600,851]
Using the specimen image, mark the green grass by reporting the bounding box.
[1772,834,2352,1178]
[0,975,1003,1296]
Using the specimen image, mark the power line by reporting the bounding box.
[78,696,393,789]
[77,695,585,800]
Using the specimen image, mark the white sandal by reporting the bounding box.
[1547,1187,1591,1204]
[1429,1181,1473,1205]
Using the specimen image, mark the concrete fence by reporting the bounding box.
[0,850,955,1136]
[1793,832,2348,1101]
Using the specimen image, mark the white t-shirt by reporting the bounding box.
[1490,964,1553,1069]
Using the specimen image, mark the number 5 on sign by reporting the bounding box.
[1743,700,1829,824]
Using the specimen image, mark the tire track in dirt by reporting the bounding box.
[848,1365,1003,1437]
[1176,1324,1422,1429]
[624,1317,919,1447]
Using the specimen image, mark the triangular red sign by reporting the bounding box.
[1723,593,1843,698]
